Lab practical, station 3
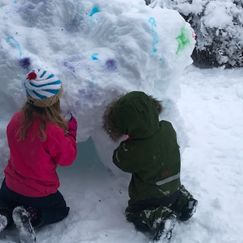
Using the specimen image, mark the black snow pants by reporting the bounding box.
[125,185,197,235]
[0,179,69,228]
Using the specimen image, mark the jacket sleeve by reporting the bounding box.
[43,125,77,166]
[113,140,140,173]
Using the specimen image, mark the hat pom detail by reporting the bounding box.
[24,68,62,107]
[27,71,37,80]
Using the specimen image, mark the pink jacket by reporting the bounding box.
[4,112,77,197]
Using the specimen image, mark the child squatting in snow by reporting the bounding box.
[0,69,77,243]
[103,91,198,242]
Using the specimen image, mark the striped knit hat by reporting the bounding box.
[24,69,63,107]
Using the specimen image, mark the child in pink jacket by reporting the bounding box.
[0,69,77,243]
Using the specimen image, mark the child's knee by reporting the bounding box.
[39,206,69,227]
[126,206,173,230]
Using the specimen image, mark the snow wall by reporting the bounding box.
[0,0,195,176]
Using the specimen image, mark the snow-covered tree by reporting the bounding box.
[150,0,243,68]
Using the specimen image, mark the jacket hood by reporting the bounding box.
[111,91,160,139]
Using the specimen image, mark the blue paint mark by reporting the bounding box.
[5,36,23,57]
[88,6,100,17]
[148,17,159,56]
[91,53,99,61]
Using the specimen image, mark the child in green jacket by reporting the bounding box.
[103,91,197,242]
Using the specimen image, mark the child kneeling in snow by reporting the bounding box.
[0,69,77,243]
[103,91,197,242]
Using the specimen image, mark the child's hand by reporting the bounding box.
[64,111,73,121]
[122,134,130,141]
[68,115,78,140]
[117,134,130,143]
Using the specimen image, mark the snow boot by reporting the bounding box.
[180,198,198,221]
[12,206,36,243]
[0,214,8,233]
[153,214,176,242]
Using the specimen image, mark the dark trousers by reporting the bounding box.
[125,185,197,235]
[0,179,69,228]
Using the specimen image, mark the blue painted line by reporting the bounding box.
[148,17,159,56]
[5,36,23,57]
[88,6,100,17]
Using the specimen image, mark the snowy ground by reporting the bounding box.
[2,66,243,243]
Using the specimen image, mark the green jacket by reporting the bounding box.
[112,92,181,205]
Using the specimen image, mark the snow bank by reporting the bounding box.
[151,0,243,67]
[0,0,195,174]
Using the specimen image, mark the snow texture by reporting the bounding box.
[0,215,7,233]
[0,0,195,175]
[2,67,243,243]
[151,0,243,68]
[2,1,243,243]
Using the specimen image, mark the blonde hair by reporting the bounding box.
[18,100,68,140]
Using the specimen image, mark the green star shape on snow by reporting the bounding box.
[176,27,190,55]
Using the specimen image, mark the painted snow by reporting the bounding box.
[0,0,195,174]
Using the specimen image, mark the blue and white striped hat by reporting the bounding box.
[24,69,63,107]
